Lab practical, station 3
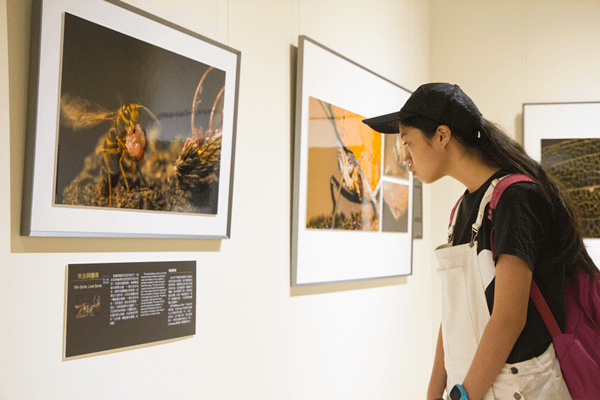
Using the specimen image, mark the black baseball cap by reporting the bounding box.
[362,83,483,134]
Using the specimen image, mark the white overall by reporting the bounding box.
[436,179,572,400]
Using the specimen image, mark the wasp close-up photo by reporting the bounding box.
[59,94,158,206]
[55,12,226,215]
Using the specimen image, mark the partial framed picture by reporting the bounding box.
[523,102,600,265]
[21,0,240,238]
[292,36,413,286]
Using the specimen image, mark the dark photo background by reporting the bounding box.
[55,12,225,204]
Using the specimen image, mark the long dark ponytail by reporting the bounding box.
[401,115,599,280]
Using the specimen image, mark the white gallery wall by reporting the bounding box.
[2,0,599,399]
[1,0,433,399]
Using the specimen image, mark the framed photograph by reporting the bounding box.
[21,0,240,238]
[292,36,413,286]
[523,102,600,265]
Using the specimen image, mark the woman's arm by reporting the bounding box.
[427,323,447,400]
[461,254,532,400]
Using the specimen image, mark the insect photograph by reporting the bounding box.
[55,12,226,214]
[381,181,409,233]
[305,96,410,232]
[383,133,410,180]
[306,97,380,231]
[542,138,600,238]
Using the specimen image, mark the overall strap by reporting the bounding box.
[447,195,464,243]
[447,181,497,246]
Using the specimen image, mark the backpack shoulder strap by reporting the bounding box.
[449,173,535,244]
[488,173,535,219]
[530,279,563,337]
[488,173,564,336]
[487,174,535,254]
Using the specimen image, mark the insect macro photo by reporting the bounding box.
[55,12,226,215]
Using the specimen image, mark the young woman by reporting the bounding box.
[363,83,599,400]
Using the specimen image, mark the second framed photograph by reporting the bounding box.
[524,101,600,266]
[21,0,240,238]
[292,36,413,286]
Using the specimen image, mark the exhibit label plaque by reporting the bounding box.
[65,260,196,358]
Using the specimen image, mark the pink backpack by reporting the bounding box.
[490,174,600,400]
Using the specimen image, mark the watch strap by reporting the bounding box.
[450,384,468,400]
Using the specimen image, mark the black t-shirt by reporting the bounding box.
[451,170,566,364]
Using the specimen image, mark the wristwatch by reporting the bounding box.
[450,384,468,400]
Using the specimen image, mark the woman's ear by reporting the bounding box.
[436,125,452,148]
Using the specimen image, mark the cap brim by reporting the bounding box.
[362,110,419,133]
[362,111,401,134]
